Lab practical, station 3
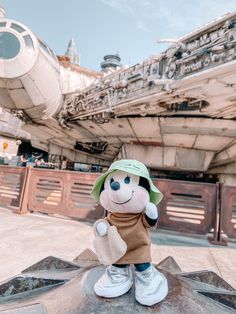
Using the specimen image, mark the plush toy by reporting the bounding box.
[91,159,168,306]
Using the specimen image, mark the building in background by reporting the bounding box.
[100,53,122,72]
[65,37,80,66]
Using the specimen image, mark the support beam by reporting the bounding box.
[122,144,215,171]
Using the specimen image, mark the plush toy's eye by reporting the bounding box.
[124,176,130,184]
[110,177,114,185]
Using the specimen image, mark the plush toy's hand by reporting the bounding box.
[96,221,108,236]
[145,202,158,220]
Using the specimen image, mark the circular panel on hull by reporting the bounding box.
[0,19,40,79]
[0,31,20,59]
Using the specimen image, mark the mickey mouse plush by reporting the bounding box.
[91,159,168,306]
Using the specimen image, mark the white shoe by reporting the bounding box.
[135,265,168,306]
[94,265,133,298]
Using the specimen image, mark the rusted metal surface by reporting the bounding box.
[22,257,80,273]
[197,291,236,310]
[154,179,218,236]
[157,256,182,274]
[0,276,66,303]
[0,249,236,313]
[179,270,235,291]
[73,249,101,268]
[0,303,46,314]
[219,185,236,239]
[24,168,104,222]
[0,165,27,213]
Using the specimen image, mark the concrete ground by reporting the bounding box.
[0,208,236,290]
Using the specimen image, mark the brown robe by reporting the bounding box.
[105,212,154,264]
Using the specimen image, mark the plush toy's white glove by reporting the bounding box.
[145,202,158,220]
[96,221,108,236]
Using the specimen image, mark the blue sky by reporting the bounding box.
[1,0,236,70]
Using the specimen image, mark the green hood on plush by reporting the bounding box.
[91,159,163,205]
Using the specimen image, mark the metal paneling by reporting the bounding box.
[220,185,236,239]
[154,179,217,235]
[27,168,104,221]
[0,166,26,211]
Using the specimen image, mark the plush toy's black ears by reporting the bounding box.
[139,177,150,194]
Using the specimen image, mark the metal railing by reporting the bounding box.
[154,179,218,236]
[22,167,104,221]
[0,165,27,212]
[0,165,236,244]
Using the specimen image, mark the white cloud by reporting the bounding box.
[136,21,150,32]
[101,0,135,16]
[100,0,236,38]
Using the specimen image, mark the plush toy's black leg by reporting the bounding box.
[112,264,129,268]
[134,263,151,272]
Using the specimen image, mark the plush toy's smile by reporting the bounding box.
[112,191,134,205]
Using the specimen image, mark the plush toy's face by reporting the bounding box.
[100,170,150,213]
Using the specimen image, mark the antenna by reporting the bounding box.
[0,5,5,18]
[157,39,179,44]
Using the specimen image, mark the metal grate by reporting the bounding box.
[27,169,104,221]
[35,178,62,206]
[231,200,236,229]
[154,179,217,235]
[0,167,26,210]
[167,192,205,225]
[68,173,104,220]
[220,186,236,239]
[71,180,97,210]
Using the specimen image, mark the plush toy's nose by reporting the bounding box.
[110,181,120,191]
